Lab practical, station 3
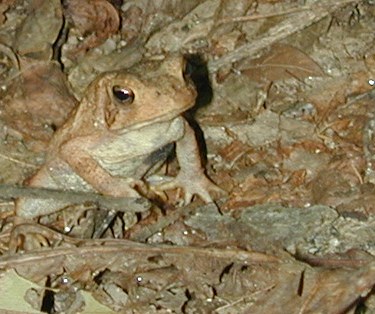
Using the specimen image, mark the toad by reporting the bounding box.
[16,56,222,218]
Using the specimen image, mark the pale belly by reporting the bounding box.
[90,116,185,178]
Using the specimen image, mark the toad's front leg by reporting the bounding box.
[15,136,148,219]
[60,136,144,199]
[159,119,224,204]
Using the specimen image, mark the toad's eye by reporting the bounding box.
[112,86,134,104]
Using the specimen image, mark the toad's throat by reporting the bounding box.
[90,116,185,174]
[113,106,193,134]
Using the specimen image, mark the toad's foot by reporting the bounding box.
[155,171,225,204]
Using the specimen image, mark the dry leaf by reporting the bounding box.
[14,0,63,59]
[0,269,43,313]
[242,44,325,82]
[1,58,77,147]
[65,0,120,54]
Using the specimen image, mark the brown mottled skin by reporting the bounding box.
[16,56,221,218]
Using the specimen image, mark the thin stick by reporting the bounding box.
[0,238,281,268]
[0,184,150,212]
[216,1,357,25]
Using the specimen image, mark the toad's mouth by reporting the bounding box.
[136,109,187,130]
[112,103,193,133]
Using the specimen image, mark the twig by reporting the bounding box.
[217,7,315,25]
[294,250,373,268]
[0,237,281,268]
[217,1,357,25]
[0,184,150,212]
[0,152,38,169]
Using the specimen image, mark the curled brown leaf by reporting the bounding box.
[65,0,120,53]
[241,44,325,83]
